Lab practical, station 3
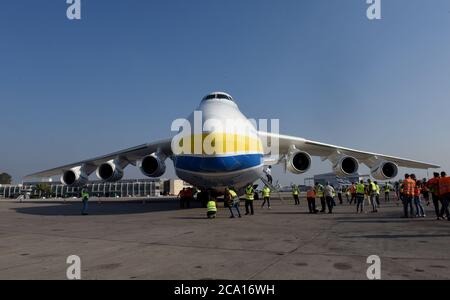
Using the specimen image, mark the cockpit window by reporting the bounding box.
[202,93,233,102]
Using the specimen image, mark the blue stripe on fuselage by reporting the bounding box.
[174,154,263,173]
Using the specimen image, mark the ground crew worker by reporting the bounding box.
[331,185,337,207]
[349,183,357,204]
[374,181,381,206]
[439,172,450,220]
[427,173,441,220]
[261,185,271,209]
[345,186,351,203]
[356,180,365,213]
[384,183,391,202]
[324,182,335,214]
[315,183,325,212]
[395,181,401,201]
[398,180,404,205]
[206,197,217,219]
[292,185,300,205]
[306,186,317,213]
[245,184,255,215]
[81,188,89,215]
[368,179,378,213]
[337,186,343,205]
[225,187,241,218]
[402,174,416,218]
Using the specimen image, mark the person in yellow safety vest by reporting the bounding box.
[367,179,378,213]
[315,183,326,213]
[292,185,300,205]
[374,181,381,207]
[225,187,241,218]
[81,188,89,215]
[356,180,365,213]
[245,184,255,215]
[261,185,271,209]
[384,183,391,202]
[206,198,217,219]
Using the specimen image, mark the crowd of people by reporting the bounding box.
[76,171,450,221]
[201,171,450,221]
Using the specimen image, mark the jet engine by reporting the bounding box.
[286,150,312,174]
[332,155,359,177]
[138,153,166,177]
[371,161,398,180]
[61,167,89,186]
[96,160,125,182]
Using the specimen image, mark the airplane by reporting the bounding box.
[25,92,440,194]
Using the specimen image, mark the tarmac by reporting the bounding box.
[0,193,449,280]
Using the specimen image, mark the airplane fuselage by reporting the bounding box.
[171,95,265,191]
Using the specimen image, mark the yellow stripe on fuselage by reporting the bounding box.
[174,133,263,155]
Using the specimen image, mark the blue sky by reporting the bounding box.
[1,0,449,184]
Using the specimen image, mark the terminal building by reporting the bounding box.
[0,178,195,199]
[0,179,162,199]
[305,173,369,187]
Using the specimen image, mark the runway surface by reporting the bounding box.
[0,194,449,279]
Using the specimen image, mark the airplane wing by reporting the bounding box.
[258,132,440,169]
[25,139,173,179]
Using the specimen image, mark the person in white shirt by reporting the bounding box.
[264,166,273,184]
[324,183,336,214]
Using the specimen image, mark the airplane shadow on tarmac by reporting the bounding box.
[346,233,450,239]
[12,200,201,216]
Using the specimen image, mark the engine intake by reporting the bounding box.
[61,167,88,186]
[371,161,398,180]
[138,153,166,178]
[332,156,359,177]
[96,160,124,182]
[286,151,312,174]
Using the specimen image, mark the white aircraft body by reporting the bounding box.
[26,92,440,193]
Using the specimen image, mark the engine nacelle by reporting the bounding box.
[61,167,89,186]
[332,155,359,177]
[96,160,125,182]
[371,161,398,180]
[138,153,166,178]
[286,151,312,174]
